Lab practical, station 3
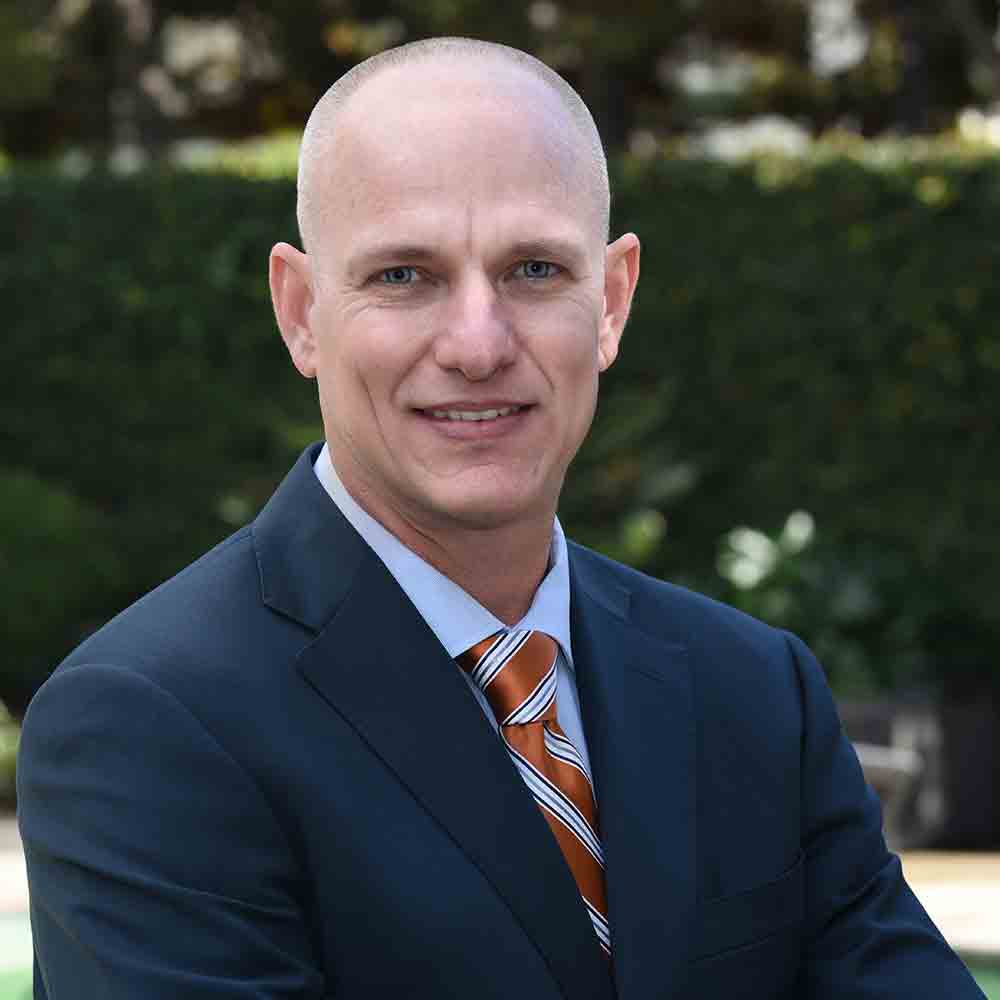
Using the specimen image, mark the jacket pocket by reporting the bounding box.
[691,850,805,963]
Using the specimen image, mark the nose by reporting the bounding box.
[432,274,516,381]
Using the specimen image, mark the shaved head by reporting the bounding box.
[296,37,610,254]
[269,34,640,585]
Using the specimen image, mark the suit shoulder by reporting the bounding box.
[568,540,798,683]
[569,541,777,637]
[77,523,256,636]
[51,524,301,696]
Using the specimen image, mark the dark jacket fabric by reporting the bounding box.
[18,444,985,999]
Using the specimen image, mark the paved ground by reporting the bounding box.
[901,852,1000,965]
[1,816,998,972]
[0,819,28,972]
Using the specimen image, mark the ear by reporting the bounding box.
[269,242,317,378]
[598,232,640,372]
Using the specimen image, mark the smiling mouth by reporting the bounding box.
[422,405,527,422]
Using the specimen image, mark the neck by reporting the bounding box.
[343,484,553,626]
[406,519,553,625]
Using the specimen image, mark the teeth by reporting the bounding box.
[429,406,521,421]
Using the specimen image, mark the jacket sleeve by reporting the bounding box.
[786,633,986,998]
[17,662,327,999]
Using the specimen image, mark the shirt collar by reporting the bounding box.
[313,443,574,668]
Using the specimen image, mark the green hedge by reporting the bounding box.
[2,154,998,709]
[1,171,317,711]
[570,154,1000,696]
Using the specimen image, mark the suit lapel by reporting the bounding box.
[255,447,615,1000]
[570,548,697,999]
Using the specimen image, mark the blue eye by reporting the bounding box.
[516,260,559,279]
[380,266,417,284]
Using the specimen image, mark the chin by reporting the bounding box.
[423,484,553,532]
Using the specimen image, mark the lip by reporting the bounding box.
[413,402,534,439]
[417,400,530,412]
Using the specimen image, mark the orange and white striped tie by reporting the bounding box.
[459,630,611,956]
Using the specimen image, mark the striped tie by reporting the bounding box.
[458,629,611,956]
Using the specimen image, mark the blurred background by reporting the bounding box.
[1,0,999,992]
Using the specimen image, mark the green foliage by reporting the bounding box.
[0,1,60,112]
[0,470,119,683]
[0,169,319,710]
[0,701,21,805]
[201,130,302,179]
[0,967,32,998]
[1,148,999,709]
[0,699,17,803]
[564,150,1000,696]
[2,1,994,161]
[972,967,1000,998]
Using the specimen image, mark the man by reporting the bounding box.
[17,36,984,1000]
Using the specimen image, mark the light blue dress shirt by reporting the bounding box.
[313,443,593,778]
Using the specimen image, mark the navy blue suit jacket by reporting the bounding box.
[18,445,984,998]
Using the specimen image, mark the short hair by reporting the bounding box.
[296,37,610,253]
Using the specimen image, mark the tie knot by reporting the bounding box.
[458,630,558,727]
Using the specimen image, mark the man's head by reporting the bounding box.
[270,38,640,549]
[295,38,612,256]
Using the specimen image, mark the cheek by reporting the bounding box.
[569,369,600,437]
[543,311,604,389]
[518,292,601,353]
[538,342,601,452]
[557,321,603,433]
[319,314,420,401]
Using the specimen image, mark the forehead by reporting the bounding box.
[340,58,573,141]
[311,60,600,252]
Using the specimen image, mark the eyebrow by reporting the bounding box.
[354,244,433,263]
[505,238,587,266]
[346,244,436,280]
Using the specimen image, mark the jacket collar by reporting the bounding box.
[253,445,697,997]
[569,544,697,997]
[252,445,615,997]
[252,443,367,631]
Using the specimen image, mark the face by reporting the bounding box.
[272,62,639,543]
